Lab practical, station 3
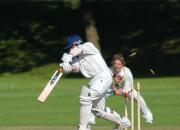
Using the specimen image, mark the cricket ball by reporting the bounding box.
[124,93,128,97]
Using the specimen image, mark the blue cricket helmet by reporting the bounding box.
[65,34,82,49]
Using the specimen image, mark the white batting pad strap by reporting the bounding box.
[80,96,91,100]
[80,96,91,105]
[79,86,92,105]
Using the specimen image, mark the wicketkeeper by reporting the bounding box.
[89,53,153,128]
[59,34,131,130]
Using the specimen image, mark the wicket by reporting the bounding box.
[124,82,141,130]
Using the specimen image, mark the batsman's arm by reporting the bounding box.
[69,45,82,57]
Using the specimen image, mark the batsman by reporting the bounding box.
[59,34,131,130]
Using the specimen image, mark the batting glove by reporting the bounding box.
[61,53,72,63]
[59,62,72,73]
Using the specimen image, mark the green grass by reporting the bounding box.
[0,126,180,130]
[0,64,180,129]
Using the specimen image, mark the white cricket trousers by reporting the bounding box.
[89,71,112,111]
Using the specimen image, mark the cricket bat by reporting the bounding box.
[37,70,63,103]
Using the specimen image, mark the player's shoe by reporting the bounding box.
[77,124,91,130]
[112,117,131,130]
[112,124,119,130]
[146,119,153,124]
[144,115,153,124]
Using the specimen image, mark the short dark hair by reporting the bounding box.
[111,53,126,65]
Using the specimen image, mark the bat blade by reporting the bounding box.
[129,52,137,57]
[149,68,155,76]
[37,70,63,103]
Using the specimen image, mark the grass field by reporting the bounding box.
[0,126,180,130]
[0,64,180,130]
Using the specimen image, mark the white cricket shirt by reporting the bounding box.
[70,42,109,78]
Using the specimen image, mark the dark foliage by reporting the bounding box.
[0,1,179,76]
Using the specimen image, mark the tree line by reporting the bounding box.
[0,1,179,76]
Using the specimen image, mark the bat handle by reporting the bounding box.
[58,66,64,73]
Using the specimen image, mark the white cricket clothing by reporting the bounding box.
[67,42,129,129]
[61,53,72,62]
[60,62,72,73]
[110,66,133,93]
[107,66,153,123]
[70,42,110,78]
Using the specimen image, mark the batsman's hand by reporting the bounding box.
[61,53,72,63]
[59,62,72,73]
[58,66,64,73]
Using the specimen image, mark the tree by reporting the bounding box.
[65,0,101,51]
[83,10,101,51]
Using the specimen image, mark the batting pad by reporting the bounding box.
[79,86,92,129]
